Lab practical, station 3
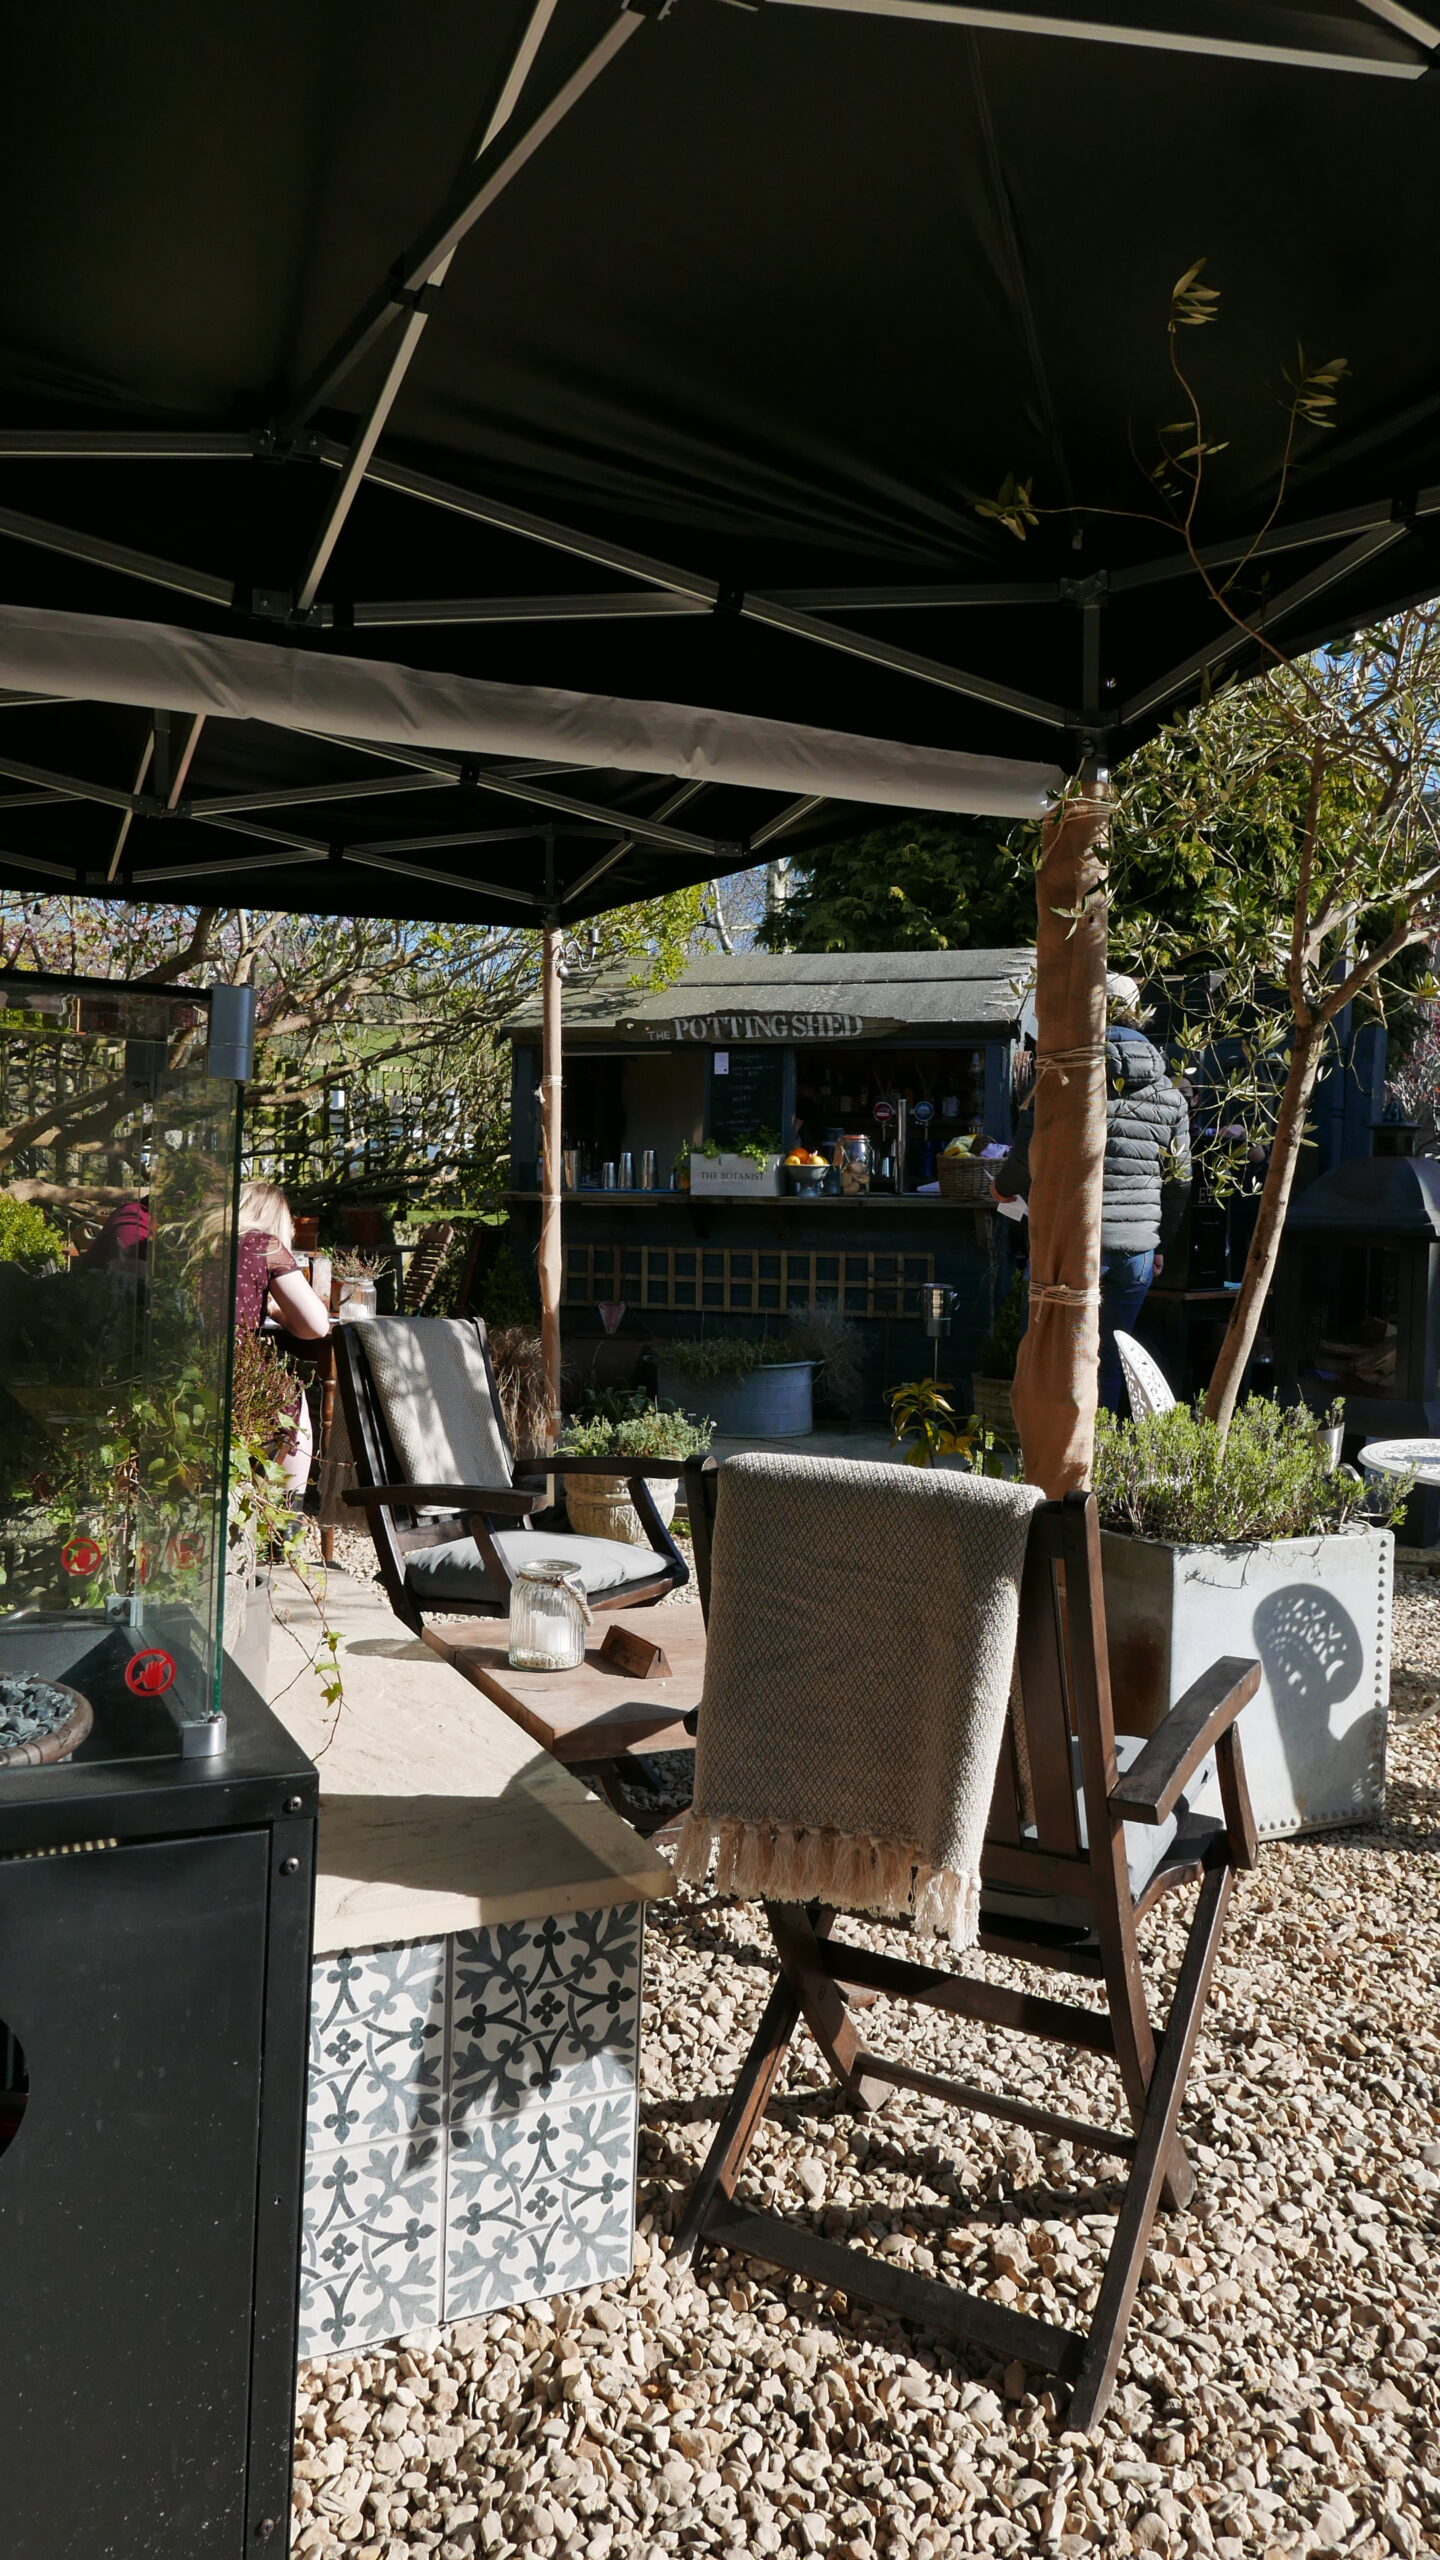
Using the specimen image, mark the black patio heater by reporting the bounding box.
[1274,1149,1440,1519]
[0,970,317,2558]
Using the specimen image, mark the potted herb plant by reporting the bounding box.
[559,1399,712,1545]
[688,1131,785,1199]
[886,1378,1008,1475]
[1095,1397,1407,1839]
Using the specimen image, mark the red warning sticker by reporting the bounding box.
[125,1649,176,1697]
[61,1535,103,1576]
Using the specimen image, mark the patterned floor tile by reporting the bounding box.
[450,1905,641,2123]
[308,1939,447,2154]
[299,2133,444,2357]
[444,2091,637,2319]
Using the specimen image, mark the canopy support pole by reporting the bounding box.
[1011,778,1110,1498]
[539,894,564,1450]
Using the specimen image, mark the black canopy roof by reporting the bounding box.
[2,0,1439,923]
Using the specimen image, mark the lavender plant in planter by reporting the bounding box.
[655,1337,816,1438]
[1094,1400,1408,1840]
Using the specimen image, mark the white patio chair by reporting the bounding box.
[1114,1330,1177,1421]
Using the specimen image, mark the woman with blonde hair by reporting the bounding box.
[236,1181,331,1497]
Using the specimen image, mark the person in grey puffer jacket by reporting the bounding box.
[992,976,1191,1412]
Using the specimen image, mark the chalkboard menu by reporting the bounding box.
[708,1045,787,1148]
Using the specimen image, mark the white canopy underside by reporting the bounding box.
[0,603,1065,821]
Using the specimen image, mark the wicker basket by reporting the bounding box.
[970,1374,1018,1444]
[938,1154,995,1205]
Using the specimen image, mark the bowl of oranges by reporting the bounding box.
[783,1148,830,1196]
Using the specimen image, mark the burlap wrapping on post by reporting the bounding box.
[1011,787,1111,1498]
[675,1455,1042,1945]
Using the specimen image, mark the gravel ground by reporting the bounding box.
[292,1577,1440,2560]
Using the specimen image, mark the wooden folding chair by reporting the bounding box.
[676,1463,1259,2429]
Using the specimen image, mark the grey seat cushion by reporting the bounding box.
[405,1528,672,1613]
[980,1733,1223,1932]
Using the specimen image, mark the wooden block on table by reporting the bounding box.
[599,1623,672,1680]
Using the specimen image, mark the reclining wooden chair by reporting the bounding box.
[676,1461,1259,2429]
[336,1315,688,1627]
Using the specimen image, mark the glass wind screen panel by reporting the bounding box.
[0,976,240,1761]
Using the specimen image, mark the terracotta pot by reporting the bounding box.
[339,1206,386,1250]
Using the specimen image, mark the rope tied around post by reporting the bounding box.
[1033,1043,1107,1085]
[1028,1282,1101,1309]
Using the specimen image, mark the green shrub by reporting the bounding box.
[560,1404,712,1461]
[1093,1398,1408,1546]
[660,1336,782,1382]
[661,1313,857,1387]
[0,1192,66,1267]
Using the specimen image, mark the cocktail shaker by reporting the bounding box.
[640,1150,657,1190]
[601,1161,616,1189]
[619,1151,634,1188]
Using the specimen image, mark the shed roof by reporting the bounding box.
[505,946,1033,1039]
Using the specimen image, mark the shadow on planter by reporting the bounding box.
[1253,1582,1375,1825]
[1101,1526,1389,1840]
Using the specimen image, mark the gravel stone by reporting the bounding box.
[293,1576,1440,2558]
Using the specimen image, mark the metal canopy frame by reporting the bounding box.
[0,705,762,918]
[765,0,1440,76]
[1,0,1438,926]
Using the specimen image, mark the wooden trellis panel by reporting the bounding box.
[561,1242,934,1319]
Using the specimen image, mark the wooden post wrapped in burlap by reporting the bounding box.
[1012,785,1110,1499]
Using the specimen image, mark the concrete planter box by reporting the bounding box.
[689,1151,783,1198]
[1100,1525,1392,1840]
[658,1358,814,1438]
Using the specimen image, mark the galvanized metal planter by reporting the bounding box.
[657,1357,814,1438]
[1100,1525,1392,1839]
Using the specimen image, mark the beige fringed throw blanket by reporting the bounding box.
[675,1455,1043,1946]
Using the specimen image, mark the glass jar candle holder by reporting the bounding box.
[508,1559,592,1672]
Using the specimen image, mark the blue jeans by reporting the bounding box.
[1099,1247,1156,1414]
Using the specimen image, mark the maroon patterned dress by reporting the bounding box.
[235,1228,304,1453]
